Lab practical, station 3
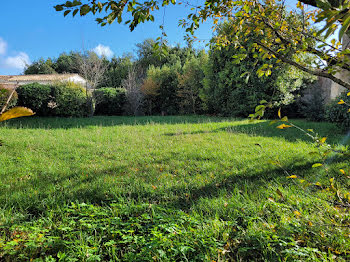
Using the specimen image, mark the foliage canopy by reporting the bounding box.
[54,0,350,89]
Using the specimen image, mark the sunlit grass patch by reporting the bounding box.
[0,116,349,261]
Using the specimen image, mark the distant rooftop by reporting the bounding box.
[0,74,82,82]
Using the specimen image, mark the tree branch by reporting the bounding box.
[256,41,350,90]
[299,0,318,8]
[259,16,350,72]
[1,84,18,114]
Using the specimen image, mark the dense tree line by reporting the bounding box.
[24,34,316,117]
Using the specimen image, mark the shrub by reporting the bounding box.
[325,92,350,130]
[141,75,160,115]
[17,83,51,115]
[17,82,88,117]
[49,82,88,117]
[0,85,18,109]
[143,63,181,115]
[94,87,126,115]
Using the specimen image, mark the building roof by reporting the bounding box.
[0,74,82,82]
[0,83,17,89]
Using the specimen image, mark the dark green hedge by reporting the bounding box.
[17,82,88,117]
[93,88,126,115]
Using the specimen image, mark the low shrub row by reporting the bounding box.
[17,82,88,117]
[11,82,350,127]
[16,83,126,117]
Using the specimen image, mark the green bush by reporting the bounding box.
[17,82,88,117]
[325,92,350,130]
[0,85,18,109]
[49,82,88,117]
[17,83,51,116]
[94,87,126,115]
[143,64,181,115]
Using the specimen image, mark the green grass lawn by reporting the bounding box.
[0,116,349,261]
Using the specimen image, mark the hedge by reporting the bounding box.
[93,87,126,115]
[17,82,88,117]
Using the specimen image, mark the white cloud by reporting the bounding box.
[4,52,30,70]
[0,38,7,55]
[92,44,114,58]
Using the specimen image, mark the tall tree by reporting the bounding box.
[24,58,57,75]
[54,52,80,74]
[100,54,133,88]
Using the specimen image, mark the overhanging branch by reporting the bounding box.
[256,41,350,90]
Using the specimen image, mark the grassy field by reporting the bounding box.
[0,116,349,261]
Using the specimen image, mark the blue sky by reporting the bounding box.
[0,0,300,75]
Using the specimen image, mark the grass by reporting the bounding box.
[0,116,349,261]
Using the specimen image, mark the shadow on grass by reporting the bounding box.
[1,156,320,219]
[1,115,234,129]
[164,120,348,145]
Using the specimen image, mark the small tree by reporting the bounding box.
[122,66,144,116]
[76,51,107,116]
[177,54,207,114]
[141,77,159,115]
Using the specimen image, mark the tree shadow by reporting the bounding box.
[1,154,327,219]
[0,115,233,129]
[164,120,348,145]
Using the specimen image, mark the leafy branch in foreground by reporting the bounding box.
[254,106,350,232]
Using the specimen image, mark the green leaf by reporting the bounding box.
[339,15,350,40]
[73,9,79,17]
[80,4,90,16]
[281,116,288,122]
[65,1,73,7]
[54,5,64,11]
[64,10,71,17]
[255,105,265,113]
[72,0,82,6]
[312,163,323,168]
